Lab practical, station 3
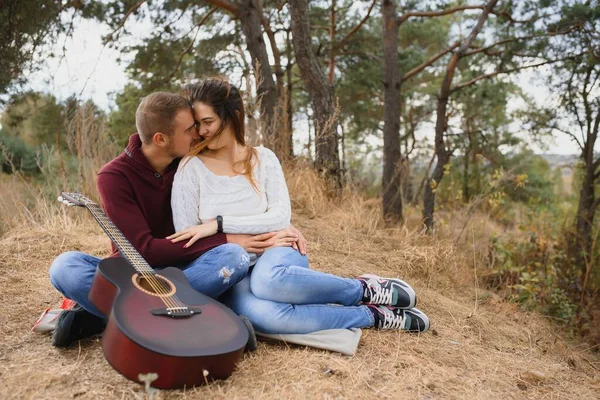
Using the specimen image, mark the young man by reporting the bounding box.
[48,92,299,347]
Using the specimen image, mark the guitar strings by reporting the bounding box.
[89,205,187,310]
[67,195,186,309]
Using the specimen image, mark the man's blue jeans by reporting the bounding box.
[49,243,250,318]
[220,247,375,334]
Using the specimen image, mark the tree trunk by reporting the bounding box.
[285,28,294,159]
[572,109,599,289]
[463,121,472,203]
[382,0,403,223]
[289,0,341,186]
[212,0,280,153]
[422,0,499,232]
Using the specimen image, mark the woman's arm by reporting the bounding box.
[221,147,292,234]
[171,157,204,232]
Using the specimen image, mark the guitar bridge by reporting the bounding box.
[151,307,202,318]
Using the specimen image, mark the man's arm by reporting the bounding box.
[97,171,227,267]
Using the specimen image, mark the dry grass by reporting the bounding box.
[0,165,599,399]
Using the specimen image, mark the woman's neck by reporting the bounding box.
[203,140,247,165]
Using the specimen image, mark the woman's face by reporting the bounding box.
[193,102,234,150]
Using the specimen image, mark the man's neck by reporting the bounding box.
[141,143,174,174]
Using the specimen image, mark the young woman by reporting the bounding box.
[169,77,429,334]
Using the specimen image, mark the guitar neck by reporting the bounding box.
[85,204,154,274]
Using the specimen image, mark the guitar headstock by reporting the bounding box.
[58,192,97,208]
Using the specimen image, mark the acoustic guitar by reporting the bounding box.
[59,192,249,389]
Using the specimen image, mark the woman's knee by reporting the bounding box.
[250,249,307,298]
[261,247,308,268]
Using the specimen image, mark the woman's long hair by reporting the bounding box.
[182,77,258,190]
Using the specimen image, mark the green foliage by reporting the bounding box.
[108,84,145,148]
[504,151,555,204]
[437,149,558,214]
[0,129,39,174]
[0,92,67,147]
[0,1,64,94]
[0,91,109,175]
[488,234,578,324]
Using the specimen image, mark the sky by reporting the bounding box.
[20,14,583,156]
[24,18,131,111]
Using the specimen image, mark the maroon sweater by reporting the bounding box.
[96,134,227,267]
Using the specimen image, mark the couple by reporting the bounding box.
[48,77,429,349]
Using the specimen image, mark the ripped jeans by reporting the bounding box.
[49,243,250,318]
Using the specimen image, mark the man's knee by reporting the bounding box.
[49,251,84,287]
[219,243,251,273]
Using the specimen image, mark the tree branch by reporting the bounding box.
[456,0,501,56]
[489,9,550,24]
[257,3,283,88]
[451,58,573,93]
[401,40,460,83]
[549,124,585,152]
[398,5,484,24]
[205,0,240,17]
[333,0,377,51]
[464,31,568,57]
[105,0,147,42]
[164,7,218,82]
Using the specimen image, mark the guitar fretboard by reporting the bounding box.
[86,204,155,275]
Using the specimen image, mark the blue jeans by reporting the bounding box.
[220,247,375,334]
[49,243,250,318]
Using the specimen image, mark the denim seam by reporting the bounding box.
[362,305,375,326]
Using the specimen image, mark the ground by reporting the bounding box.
[1,209,599,399]
[0,169,598,399]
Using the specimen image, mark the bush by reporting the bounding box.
[486,233,577,324]
[0,131,39,174]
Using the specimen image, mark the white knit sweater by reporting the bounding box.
[171,146,291,235]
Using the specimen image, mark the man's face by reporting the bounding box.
[167,109,199,158]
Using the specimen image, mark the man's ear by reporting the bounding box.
[152,132,169,147]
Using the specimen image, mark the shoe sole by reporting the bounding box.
[361,274,417,309]
[406,307,430,333]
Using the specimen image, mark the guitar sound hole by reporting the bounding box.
[132,274,175,297]
[139,277,165,293]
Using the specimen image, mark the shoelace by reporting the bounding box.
[368,286,393,305]
[381,309,406,329]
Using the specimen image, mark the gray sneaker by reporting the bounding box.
[367,305,430,332]
[359,274,417,309]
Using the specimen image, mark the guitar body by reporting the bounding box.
[89,258,248,389]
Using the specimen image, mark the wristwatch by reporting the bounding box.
[216,215,223,233]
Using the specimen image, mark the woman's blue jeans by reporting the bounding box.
[48,243,250,318]
[220,247,374,334]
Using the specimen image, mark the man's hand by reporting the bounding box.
[288,224,308,255]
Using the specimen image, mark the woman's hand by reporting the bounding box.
[167,220,218,248]
[288,224,308,255]
[264,228,300,251]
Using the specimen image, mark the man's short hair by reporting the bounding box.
[135,92,191,144]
